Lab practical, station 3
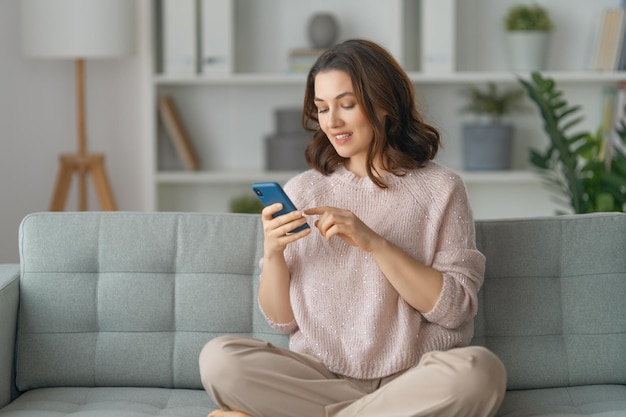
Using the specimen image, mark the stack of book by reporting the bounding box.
[287,49,325,73]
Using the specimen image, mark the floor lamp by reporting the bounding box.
[20,0,136,211]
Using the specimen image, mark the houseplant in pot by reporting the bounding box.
[229,194,264,213]
[504,3,553,71]
[460,82,525,170]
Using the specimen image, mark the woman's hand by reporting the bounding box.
[261,203,311,254]
[258,203,307,325]
[304,206,383,252]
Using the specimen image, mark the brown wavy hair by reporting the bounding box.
[303,39,441,188]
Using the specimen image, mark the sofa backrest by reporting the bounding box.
[16,212,288,391]
[473,213,626,390]
[17,212,626,393]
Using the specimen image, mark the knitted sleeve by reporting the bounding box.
[422,176,485,329]
[257,254,299,334]
[258,300,298,334]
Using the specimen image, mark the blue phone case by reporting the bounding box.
[251,182,310,233]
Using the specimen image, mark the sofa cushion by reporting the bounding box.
[473,213,626,391]
[0,387,213,416]
[496,384,626,417]
[16,212,289,391]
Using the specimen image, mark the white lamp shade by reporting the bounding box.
[21,0,136,59]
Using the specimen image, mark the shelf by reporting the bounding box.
[460,170,540,184]
[409,71,626,84]
[154,72,307,86]
[156,170,302,184]
[154,71,626,86]
[156,170,541,186]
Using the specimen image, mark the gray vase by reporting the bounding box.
[265,135,309,171]
[265,107,309,171]
[308,13,338,49]
[462,124,513,170]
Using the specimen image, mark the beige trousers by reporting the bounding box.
[199,335,506,417]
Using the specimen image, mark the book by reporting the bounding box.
[609,9,626,70]
[608,83,626,163]
[601,86,617,144]
[158,96,200,171]
[617,3,626,70]
[592,8,626,71]
[614,82,626,157]
[199,0,233,75]
[161,0,198,75]
[592,9,612,70]
[420,0,456,73]
[599,83,626,166]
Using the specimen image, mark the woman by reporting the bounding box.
[199,39,506,417]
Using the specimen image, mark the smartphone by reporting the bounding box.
[251,182,310,233]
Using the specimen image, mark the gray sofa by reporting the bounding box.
[0,211,625,417]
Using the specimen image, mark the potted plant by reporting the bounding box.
[519,72,626,214]
[460,82,525,170]
[229,195,264,214]
[504,3,553,71]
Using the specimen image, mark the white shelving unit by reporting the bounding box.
[144,0,626,219]
[155,71,626,86]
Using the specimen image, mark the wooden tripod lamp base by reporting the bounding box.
[49,153,117,211]
[48,60,117,212]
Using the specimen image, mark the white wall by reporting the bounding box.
[0,0,619,262]
[0,0,149,263]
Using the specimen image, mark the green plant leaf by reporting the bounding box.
[459,82,525,122]
[519,71,596,214]
[557,110,582,126]
[602,171,626,189]
[595,192,616,212]
[530,149,549,169]
[505,4,553,31]
[576,142,598,160]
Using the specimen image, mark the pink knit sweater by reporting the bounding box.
[261,162,485,379]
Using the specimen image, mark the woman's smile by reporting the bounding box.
[334,131,353,143]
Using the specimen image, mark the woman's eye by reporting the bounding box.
[317,108,328,114]
[342,103,355,109]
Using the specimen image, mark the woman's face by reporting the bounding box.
[313,69,374,176]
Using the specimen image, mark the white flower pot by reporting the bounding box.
[506,31,550,71]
